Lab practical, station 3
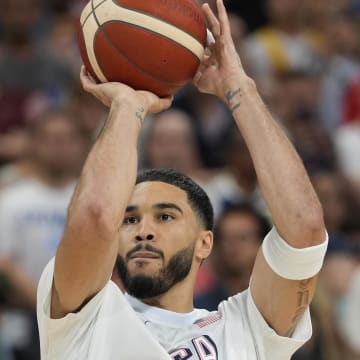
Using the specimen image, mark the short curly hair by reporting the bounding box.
[136,168,214,231]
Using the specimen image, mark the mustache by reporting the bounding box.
[126,243,165,261]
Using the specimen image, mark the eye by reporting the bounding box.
[159,214,174,222]
[124,216,139,225]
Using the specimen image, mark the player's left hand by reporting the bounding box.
[193,0,251,102]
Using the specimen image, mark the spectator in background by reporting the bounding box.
[272,70,337,172]
[0,256,37,358]
[142,109,227,218]
[0,0,75,165]
[318,11,360,131]
[343,75,360,124]
[311,172,351,240]
[334,77,360,205]
[0,90,55,176]
[0,109,87,280]
[174,88,233,168]
[217,129,268,217]
[310,247,360,360]
[337,264,360,356]
[242,0,320,79]
[195,203,271,311]
[200,0,266,32]
[0,0,74,98]
[142,109,204,177]
[0,109,87,359]
[46,14,81,76]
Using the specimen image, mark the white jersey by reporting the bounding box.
[37,259,311,360]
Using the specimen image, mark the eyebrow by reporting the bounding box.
[125,205,138,213]
[125,203,183,214]
[153,203,183,214]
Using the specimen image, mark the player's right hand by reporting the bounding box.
[80,66,173,115]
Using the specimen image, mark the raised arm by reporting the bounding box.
[194,0,326,336]
[51,67,172,318]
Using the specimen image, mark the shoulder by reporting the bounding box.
[37,258,124,334]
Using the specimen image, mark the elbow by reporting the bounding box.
[68,198,117,238]
[298,202,326,247]
[83,200,108,220]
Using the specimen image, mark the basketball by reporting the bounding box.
[77,0,207,97]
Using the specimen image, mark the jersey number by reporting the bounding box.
[169,335,218,360]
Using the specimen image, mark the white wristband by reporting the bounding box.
[262,227,328,280]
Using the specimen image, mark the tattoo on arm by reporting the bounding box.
[135,107,145,125]
[230,103,241,113]
[226,88,241,102]
[226,88,242,113]
[286,279,312,336]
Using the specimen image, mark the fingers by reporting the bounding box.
[216,0,231,37]
[155,95,173,113]
[202,3,220,38]
[143,92,173,114]
[193,66,204,87]
[160,96,173,111]
[80,65,96,93]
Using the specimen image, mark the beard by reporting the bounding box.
[116,242,195,299]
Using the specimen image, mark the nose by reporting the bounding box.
[135,218,155,242]
[135,233,154,241]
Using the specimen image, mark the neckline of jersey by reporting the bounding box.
[125,293,208,328]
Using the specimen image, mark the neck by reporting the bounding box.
[142,270,197,313]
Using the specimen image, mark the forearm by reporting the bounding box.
[227,80,325,246]
[70,99,142,223]
[54,99,143,315]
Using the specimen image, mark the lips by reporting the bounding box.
[129,251,161,260]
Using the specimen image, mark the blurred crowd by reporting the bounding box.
[0,0,359,359]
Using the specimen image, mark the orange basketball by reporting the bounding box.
[77,0,207,97]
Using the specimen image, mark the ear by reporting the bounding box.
[194,230,213,263]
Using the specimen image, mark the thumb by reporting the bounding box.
[151,95,173,113]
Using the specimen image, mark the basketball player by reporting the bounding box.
[37,0,328,359]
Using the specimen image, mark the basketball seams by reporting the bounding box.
[79,0,204,94]
[105,20,201,72]
[81,0,107,27]
[110,0,206,46]
[97,21,190,86]
[98,0,204,60]
[83,0,108,82]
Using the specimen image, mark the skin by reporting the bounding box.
[118,181,212,311]
[52,0,326,339]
